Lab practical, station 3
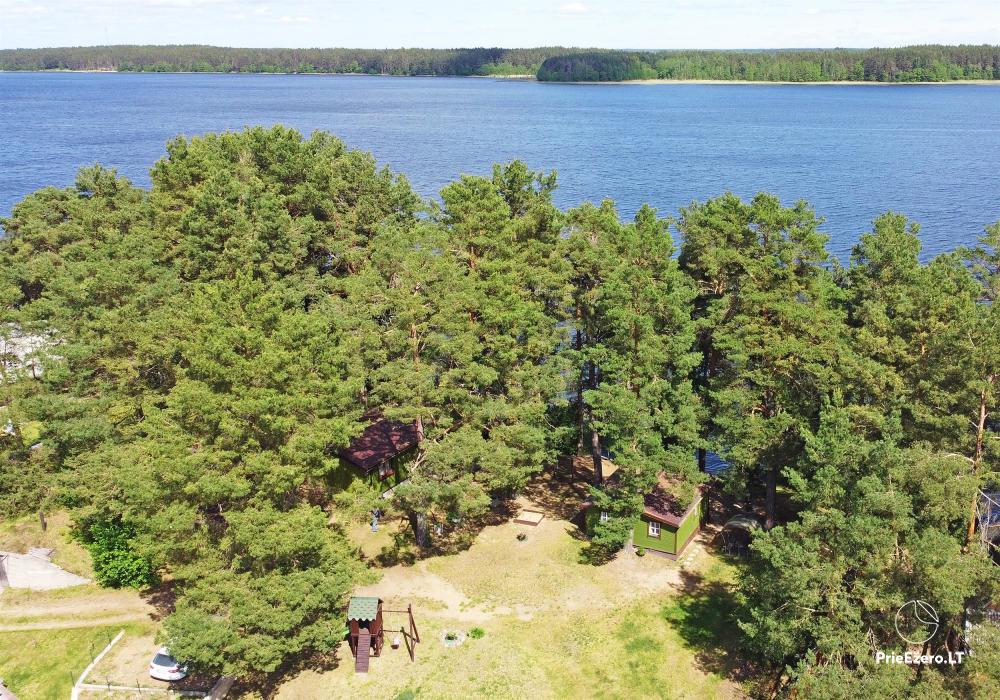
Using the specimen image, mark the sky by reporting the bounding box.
[2,0,1000,50]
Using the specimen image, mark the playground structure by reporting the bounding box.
[977,490,1000,564]
[718,514,762,557]
[346,597,420,674]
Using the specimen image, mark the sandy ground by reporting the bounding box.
[355,510,699,623]
[84,628,214,693]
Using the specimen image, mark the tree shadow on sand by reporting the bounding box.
[662,568,757,683]
[521,469,593,522]
[578,541,618,565]
[246,647,344,699]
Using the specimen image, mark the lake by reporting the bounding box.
[2,72,1000,259]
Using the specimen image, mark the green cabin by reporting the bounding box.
[339,414,417,495]
[586,472,704,559]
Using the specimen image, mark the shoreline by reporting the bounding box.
[567,78,1000,86]
[3,70,1000,86]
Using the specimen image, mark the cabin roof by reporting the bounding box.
[606,471,702,528]
[339,417,418,472]
[347,596,381,622]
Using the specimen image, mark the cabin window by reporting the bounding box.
[378,463,395,481]
[648,521,661,538]
[599,511,609,523]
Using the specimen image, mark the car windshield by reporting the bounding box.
[152,653,177,667]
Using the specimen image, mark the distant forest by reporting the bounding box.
[537,45,1000,82]
[3,44,1000,82]
[0,45,550,76]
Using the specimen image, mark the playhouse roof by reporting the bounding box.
[347,596,381,622]
[339,416,418,472]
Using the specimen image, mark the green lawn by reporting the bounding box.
[0,624,147,700]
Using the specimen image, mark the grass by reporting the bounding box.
[0,622,150,700]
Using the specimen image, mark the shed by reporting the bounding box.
[586,472,705,559]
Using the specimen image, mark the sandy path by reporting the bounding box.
[0,612,151,632]
[0,587,154,631]
[355,566,506,622]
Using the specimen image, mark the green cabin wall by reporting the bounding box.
[633,514,677,553]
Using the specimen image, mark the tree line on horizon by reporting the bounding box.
[0,45,551,76]
[3,44,1000,82]
[0,127,998,695]
[537,45,1000,82]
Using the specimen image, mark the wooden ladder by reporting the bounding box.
[355,630,371,673]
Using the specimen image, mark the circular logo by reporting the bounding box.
[895,600,939,645]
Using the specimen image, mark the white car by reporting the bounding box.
[149,647,188,681]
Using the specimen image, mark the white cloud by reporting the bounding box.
[559,2,588,14]
[279,14,312,23]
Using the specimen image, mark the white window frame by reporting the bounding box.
[648,520,661,538]
[599,511,610,523]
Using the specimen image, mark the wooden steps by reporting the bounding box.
[355,629,371,673]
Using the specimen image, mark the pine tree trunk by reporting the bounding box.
[409,512,428,548]
[698,448,710,525]
[411,410,428,548]
[591,430,603,486]
[587,359,603,484]
[966,387,989,544]
[765,465,777,530]
[576,328,586,455]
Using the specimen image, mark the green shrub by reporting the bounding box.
[469,627,485,639]
[77,519,157,588]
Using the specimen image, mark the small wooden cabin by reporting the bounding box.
[586,473,704,559]
[347,596,384,673]
[339,414,417,495]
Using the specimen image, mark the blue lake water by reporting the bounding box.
[2,72,1000,259]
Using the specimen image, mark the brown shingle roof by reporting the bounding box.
[339,417,418,473]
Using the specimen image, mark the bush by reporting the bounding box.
[77,519,157,588]
[469,627,485,639]
[516,532,527,541]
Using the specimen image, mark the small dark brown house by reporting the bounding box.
[338,415,418,494]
